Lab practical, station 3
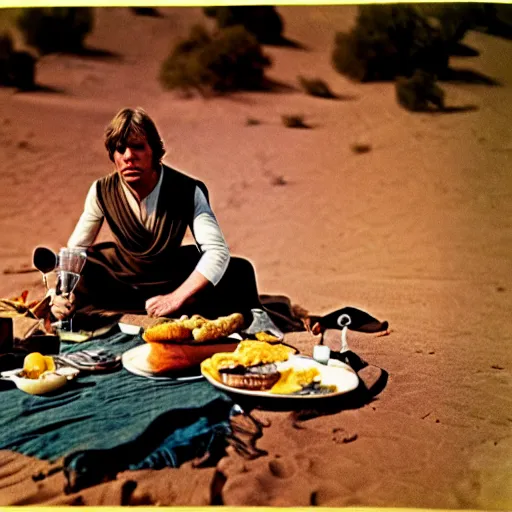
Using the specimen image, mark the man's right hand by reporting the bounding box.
[50,293,76,320]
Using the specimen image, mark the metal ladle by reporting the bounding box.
[32,246,57,293]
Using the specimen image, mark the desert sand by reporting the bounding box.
[0,5,511,509]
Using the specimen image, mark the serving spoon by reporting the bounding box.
[32,246,57,293]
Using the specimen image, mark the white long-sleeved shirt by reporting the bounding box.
[67,169,230,286]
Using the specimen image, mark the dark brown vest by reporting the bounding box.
[89,165,208,285]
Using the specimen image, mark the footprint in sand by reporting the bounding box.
[220,449,317,505]
[268,457,298,479]
[332,427,358,444]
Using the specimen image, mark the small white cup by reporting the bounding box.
[313,345,331,365]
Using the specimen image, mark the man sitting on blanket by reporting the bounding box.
[51,107,262,325]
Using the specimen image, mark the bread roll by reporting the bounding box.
[192,313,244,342]
[143,322,192,342]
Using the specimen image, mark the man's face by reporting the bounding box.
[113,133,155,185]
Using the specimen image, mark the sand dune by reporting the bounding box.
[0,6,511,508]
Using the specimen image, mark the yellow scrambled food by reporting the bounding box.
[201,340,294,382]
[254,331,280,342]
[269,367,320,394]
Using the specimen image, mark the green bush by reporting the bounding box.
[350,142,372,154]
[246,117,261,126]
[9,50,36,90]
[281,114,309,129]
[16,7,93,54]
[202,6,283,44]
[130,7,160,17]
[0,32,36,90]
[396,70,445,112]
[159,24,271,95]
[0,33,13,84]
[298,76,336,99]
[416,3,488,44]
[332,4,450,82]
[203,7,218,19]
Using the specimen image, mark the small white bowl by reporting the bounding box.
[1,366,80,395]
[118,323,142,335]
[10,372,68,395]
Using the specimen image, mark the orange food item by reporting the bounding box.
[146,339,240,374]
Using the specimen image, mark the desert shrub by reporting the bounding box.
[159,24,271,95]
[202,6,283,44]
[0,33,13,84]
[16,7,93,54]
[203,7,218,19]
[246,117,261,126]
[298,76,336,99]
[350,142,372,154]
[331,31,369,82]
[281,114,309,129]
[0,32,36,90]
[492,3,512,27]
[395,70,445,112]
[332,4,450,82]
[0,33,13,57]
[416,3,489,44]
[8,51,36,90]
[270,174,287,186]
[130,7,160,17]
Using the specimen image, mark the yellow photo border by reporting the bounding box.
[0,1,506,511]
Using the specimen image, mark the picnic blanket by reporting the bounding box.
[0,330,234,491]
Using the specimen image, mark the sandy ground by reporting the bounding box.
[0,6,511,509]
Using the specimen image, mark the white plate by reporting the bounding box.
[202,354,360,399]
[122,344,204,382]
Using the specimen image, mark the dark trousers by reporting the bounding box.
[74,245,262,322]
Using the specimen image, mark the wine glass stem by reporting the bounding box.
[59,292,73,331]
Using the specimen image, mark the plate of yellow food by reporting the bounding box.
[200,340,360,398]
[0,352,80,395]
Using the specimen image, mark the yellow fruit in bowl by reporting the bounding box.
[23,352,56,379]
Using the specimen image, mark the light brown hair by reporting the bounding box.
[104,107,165,167]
